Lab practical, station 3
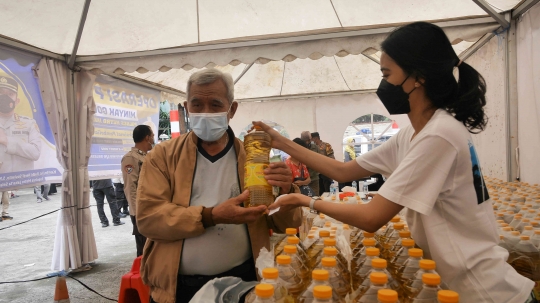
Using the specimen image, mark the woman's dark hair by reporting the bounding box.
[133,125,153,143]
[293,137,308,149]
[381,22,487,133]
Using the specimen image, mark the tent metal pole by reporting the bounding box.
[512,0,540,19]
[68,70,82,257]
[505,19,519,181]
[472,0,510,28]
[0,36,64,61]
[75,17,497,63]
[104,73,186,97]
[68,0,92,69]
[234,63,254,84]
[459,33,495,61]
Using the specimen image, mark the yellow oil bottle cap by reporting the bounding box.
[255,284,274,298]
[363,238,376,246]
[419,259,436,270]
[286,228,297,235]
[390,216,400,223]
[325,221,332,227]
[283,245,297,254]
[363,231,375,238]
[366,247,380,256]
[511,231,520,236]
[422,273,441,285]
[307,234,315,239]
[393,223,405,230]
[377,289,398,303]
[369,272,388,284]
[399,230,411,238]
[287,236,300,245]
[524,226,533,231]
[262,268,279,279]
[371,258,387,269]
[276,255,291,265]
[408,248,423,257]
[321,257,337,267]
[343,224,350,230]
[313,285,332,300]
[535,230,540,235]
[520,235,531,241]
[502,227,512,231]
[323,247,338,256]
[319,230,330,237]
[437,290,459,303]
[324,238,337,246]
[312,269,329,281]
[401,239,415,247]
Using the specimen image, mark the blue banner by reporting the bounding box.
[0,46,62,190]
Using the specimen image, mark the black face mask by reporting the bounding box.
[0,94,15,114]
[376,76,416,115]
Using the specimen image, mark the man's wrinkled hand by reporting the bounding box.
[212,190,267,225]
[264,162,293,195]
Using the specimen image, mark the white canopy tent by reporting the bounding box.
[0,0,539,271]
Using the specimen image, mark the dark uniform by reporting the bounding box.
[316,140,335,195]
[121,147,147,256]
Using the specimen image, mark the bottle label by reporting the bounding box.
[244,163,270,187]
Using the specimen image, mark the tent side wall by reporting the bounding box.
[466,34,509,180]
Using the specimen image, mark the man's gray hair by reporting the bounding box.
[186,68,234,103]
[300,131,311,141]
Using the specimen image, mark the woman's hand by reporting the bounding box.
[252,121,287,150]
[269,193,310,213]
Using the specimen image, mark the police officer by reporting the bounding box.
[121,125,154,256]
[0,75,41,175]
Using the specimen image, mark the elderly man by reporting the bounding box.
[300,131,320,195]
[311,132,335,195]
[137,68,303,303]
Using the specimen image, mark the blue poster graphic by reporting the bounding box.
[88,75,159,180]
[0,46,62,190]
[469,140,490,204]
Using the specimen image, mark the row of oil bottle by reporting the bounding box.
[246,216,460,303]
[485,177,540,285]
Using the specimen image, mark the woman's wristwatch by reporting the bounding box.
[309,196,321,213]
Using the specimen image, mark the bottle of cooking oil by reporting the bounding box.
[358,259,401,298]
[353,238,378,273]
[354,247,381,290]
[246,268,290,303]
[313,239,348,271]
[355,272,388,303]
[298,270,336,303]
[396,248,423,285]
[287,236,309,264]
[275,228,300,256]
[376,289,399,303]
[410,273,442,303]
[276,255,305,300]
[244,127,274,207]
[321,257,350,301]
[246,284,276,303]
[437,290,459,303]
[282,245,310,280]
[407,260,439,298]
[509,235,540,281]
[382,223,405,260]
[307,230,331,267]
[313,285,334,303]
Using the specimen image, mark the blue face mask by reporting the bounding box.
[189,106,232,142]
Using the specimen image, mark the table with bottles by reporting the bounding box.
[243,178,540,303]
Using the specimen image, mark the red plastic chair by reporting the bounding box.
[118,256,150,303]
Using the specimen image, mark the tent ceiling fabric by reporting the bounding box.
[0,0,520,56]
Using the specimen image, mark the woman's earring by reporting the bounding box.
[414,82,420,87]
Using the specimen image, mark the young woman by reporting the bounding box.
[257,22,534,303]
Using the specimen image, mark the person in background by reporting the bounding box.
[311,132,335,195]
[260,22,534,303]
[35,184,49,203]
[285,138,311,187]
[92,179,124,228]
[344,138,356,162]
[137,68,302,303]
[112,178,128,218]
[300,131,320,195]
[121,125,154,257]
[0,191,12,221]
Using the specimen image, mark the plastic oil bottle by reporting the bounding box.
[437,290,459,303]
[247,284,276,303]
[246,268,290,303]
[377,289,399,303]
[275,228,300,256]
[287,236,309,264]
[298,270,340,303]
[321,257,351,302]
[410,273,442,303]
[353,238,379,272]
[359,259,401,298]
[407,260,439,298]
[313,285,334,303]
[307,230,331,267]
[244,128,274,207]
[355,248,381,289]
[276,255,305,300]
[282,245,310,280]
[509,235,540,281]
[355,272,389,303]
[396,248,423,285]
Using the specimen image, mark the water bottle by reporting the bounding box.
[363,181,369,197]
[352,181,358,193]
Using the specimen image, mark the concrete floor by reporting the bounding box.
[0,186,135,303]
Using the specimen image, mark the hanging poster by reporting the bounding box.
[89,75,159,179]
[0,46,62,190]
